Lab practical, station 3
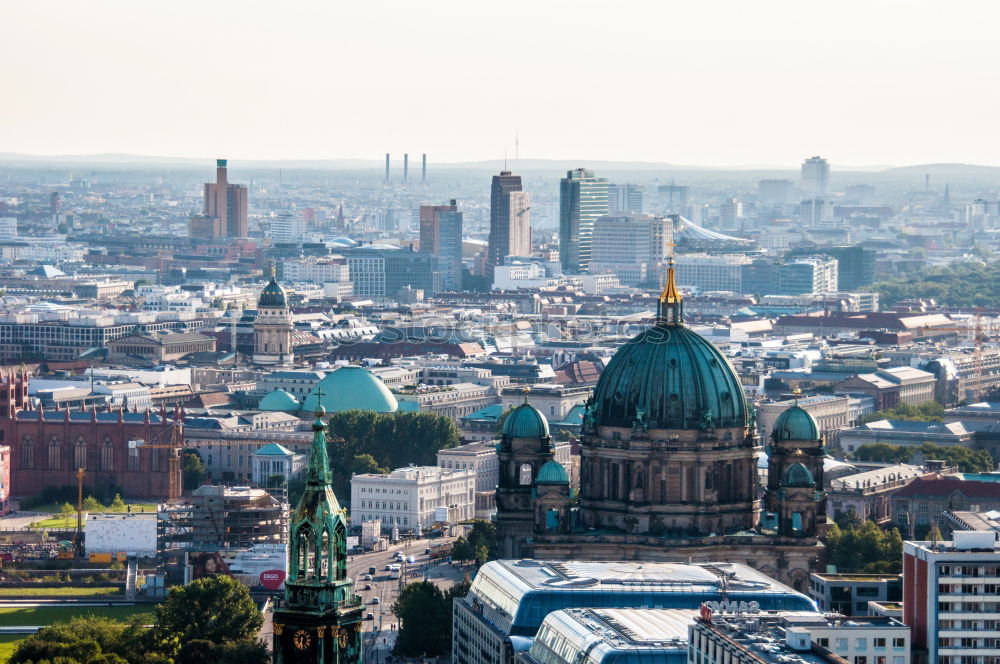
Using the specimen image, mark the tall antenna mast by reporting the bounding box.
[515,132,519,160]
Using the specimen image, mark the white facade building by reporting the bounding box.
[269,213,304,244]
[282,256,351,286]
[351,465,476,529]
[590,214,671,287]
[492,262,554,290]
[801,156,830,195]
[0,216,16,238]
[674,253,751,293]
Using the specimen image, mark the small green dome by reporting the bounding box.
[259,277,287,308]
[301,366,398,414]
[259,389,299,412]
[502,402,550,439]
[772,405,820,442]
[590,324,748,430]
[536,460,569,484]
[783,462,815,487]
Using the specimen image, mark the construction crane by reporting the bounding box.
[128,422,183,502]
[74,467,85,558]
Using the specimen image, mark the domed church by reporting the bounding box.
[496,259,826,589]
[253,268,295,366]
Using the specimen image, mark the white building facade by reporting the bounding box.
[350,465,475,529]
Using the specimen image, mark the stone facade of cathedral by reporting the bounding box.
[496,261,826,591]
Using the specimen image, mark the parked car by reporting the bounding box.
[371,597,380,605]
[366,612,374,621]
[362,574,372,581]
[364,584,372,590]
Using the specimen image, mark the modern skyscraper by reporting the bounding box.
[718,198,743,230]
[269,213,304,244]
[801,156,830,195]
[420,200,463,291]
[607,183,644,214]
[589,213,672,287]
[758,179,793,205]
[203,159,248,238]
[487,171,531,277]
[559,168,608,274]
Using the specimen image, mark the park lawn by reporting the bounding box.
[0,634,21,663]
[27,516,77,530]
[0,604,154,628]
[24,503,158,515]
[0,587,122,597]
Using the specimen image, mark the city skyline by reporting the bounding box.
[3,1,1000,166]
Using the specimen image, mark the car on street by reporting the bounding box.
[362,573,372,581]
[366,612,374,621]
[371,597,380,605]
[364,584,372,590]
[406,555,415,564]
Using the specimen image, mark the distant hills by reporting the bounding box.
[0,152,997,177]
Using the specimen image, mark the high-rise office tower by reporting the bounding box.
[420,200,463,291]
[403,153,409,183]
[718,198,743,230]
[421,154,427,183]
[607,183,644,214]
[758,179,793,205]
[385,153,390,183]
[801,156,830,195]
[559,168,608,274]
[487,171,531,278]
[203,159,248,238]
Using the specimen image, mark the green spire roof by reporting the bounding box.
[783,461,816,487]
[502,401,550,439]
[772,404,820,442]
[536,459,569,484]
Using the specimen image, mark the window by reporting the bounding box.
[856,638,867,650]
[873,638,885,648]
[892,638,905,648]
[836,638,848,651]
[854,658,867,664]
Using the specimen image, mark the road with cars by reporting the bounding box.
[347,534,466,664]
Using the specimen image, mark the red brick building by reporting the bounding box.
[0,373,181,501]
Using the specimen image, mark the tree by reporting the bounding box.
[853,443,912,464]
[176,639,269,664]
[451,537,473,563]
[59,502,75,517]
[325,411,459,497]
[266,474,285,489]
[859,401,944,425]
[393,581,452,657]
[109,493,127,513]
[873,261,1000,308]
[9,615,163,664]
[183,449,208,492]
[153,575,263,655]
[824,520,904,574]
[82,496,102,512]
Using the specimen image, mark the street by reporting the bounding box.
[346,534,468,664]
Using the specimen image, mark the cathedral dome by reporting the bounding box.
[300,366,398,414]
[259,389,299,412]
[536,459,569,484]
[772,404,820,442]
[258,277,287,308]
[782,462,815,487]
[502,402,550,439]
[590,324,748,430]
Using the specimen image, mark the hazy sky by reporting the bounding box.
[2,0,998,167]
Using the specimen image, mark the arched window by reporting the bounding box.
[518,463,532,485]
[295,524,313,580]
[47,436,61,470]
[20,435,33,469]
[100,436,112,471]
[74,436,87,469]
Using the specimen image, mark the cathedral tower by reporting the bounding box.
[254,268,294,366]
[272,404,363,664]
[496,398,554,558]
[764,404,826,538]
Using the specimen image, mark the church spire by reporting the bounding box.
[657,238,683,326]
[306,393,332,487]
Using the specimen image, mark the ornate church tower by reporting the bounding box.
[764,404,826,538]
[254,267,294,366]
[273,403,363,664]
[496,399,554,558]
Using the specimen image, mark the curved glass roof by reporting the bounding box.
[464,560,816,636]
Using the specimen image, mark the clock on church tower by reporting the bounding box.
[273,401,363,664]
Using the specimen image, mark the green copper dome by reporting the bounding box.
[259,277,288,308]
[259,389,300,412]
[301,366,398,414]
[502,402,550,439]
[590,324,748,430]
[536,459,569,484]
[782,462,816,487]
[772,404,820,442]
